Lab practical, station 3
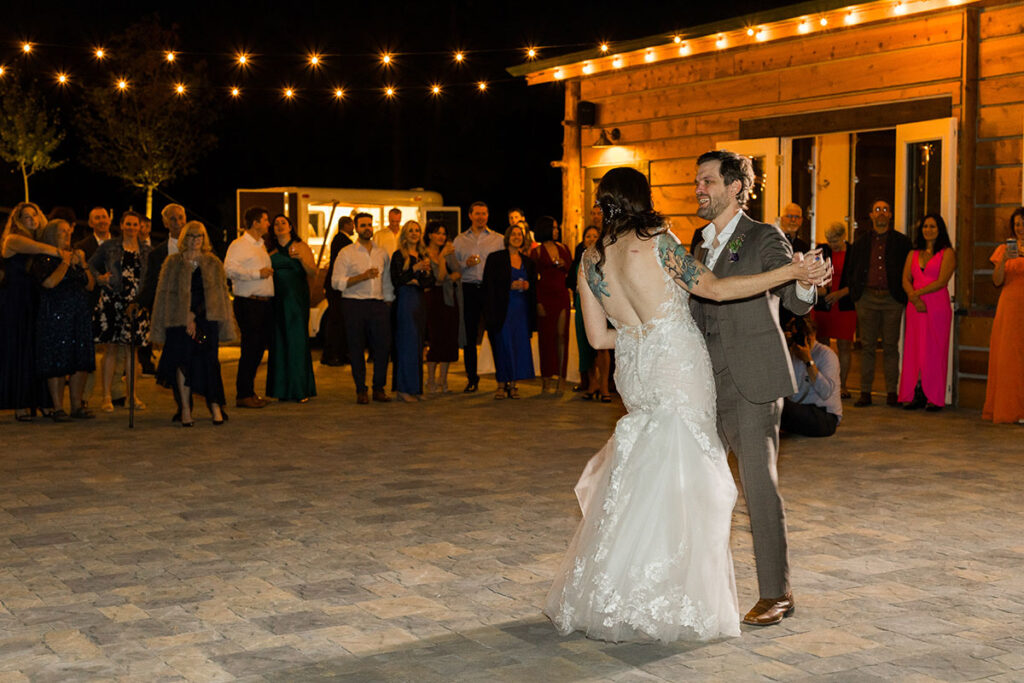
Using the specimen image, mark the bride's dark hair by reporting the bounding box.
[593,167,665,273]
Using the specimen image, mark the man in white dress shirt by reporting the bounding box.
[372,207,403,257]
[225,206,274,408]
[332,212,395,404]
[452,202,504,392]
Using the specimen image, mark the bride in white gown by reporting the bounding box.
[544,168,823,642]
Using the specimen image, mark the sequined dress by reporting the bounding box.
[544,241,740,643]
[33,257,96,377]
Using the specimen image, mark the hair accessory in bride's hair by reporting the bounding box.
[598,199,623,221]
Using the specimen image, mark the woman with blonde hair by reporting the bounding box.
[151,221,237,426]
[32,219,96,420]
[390,220,434,401]
[2,201,66,421]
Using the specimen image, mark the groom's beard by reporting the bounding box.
[696,194,729,221]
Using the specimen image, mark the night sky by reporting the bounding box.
[4,0,791,244]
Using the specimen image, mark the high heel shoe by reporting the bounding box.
[181,420,194,427]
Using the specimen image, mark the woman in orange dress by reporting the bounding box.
[983,207,1024,424]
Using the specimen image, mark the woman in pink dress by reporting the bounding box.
[983,207,1024,424]
[813,222,857,398]
[898,214,956,411]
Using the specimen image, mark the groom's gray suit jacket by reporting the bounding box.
[688,214,812,404]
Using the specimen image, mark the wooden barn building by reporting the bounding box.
[509,0,1023,409]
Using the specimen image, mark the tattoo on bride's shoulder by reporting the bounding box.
[584,252,611,299]
[657,233,703,289]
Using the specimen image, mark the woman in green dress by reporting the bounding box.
[266,214,317,402]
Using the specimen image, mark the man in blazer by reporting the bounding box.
[689,150,820,626]
[841,199,912,407]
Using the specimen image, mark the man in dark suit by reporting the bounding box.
[842,199,912,407]
[138,203,186,312]
[73,207,113,260]
[320,216,355,366]
[689,150,821,627]
[779,203,810,253]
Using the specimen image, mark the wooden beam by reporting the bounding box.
[559,80,584,249]
[738,96,953,138]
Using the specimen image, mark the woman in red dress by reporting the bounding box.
[529,216,572,393]
[813,222,857,398]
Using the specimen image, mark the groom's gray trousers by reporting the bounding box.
[706,330,790,600]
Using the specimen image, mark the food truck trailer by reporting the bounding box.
[235,186,461,334]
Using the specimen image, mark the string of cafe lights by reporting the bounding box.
[0,40,584,101]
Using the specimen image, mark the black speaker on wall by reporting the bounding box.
[577,101,596,127]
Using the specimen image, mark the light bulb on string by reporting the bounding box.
[673,35,682,44]
[453,51,465,63]
[477,81,488,91]
[283,86,296,99]
[230,86,241,98]
[165,51,176,63]
[381,53,393,66]
[599,43,609,53]
[56,71,69,86]
[384,85,396,98]
[309,53,321,68]
[333,87,345,100]
[819,17,828,26]
[21,42,33,54]
[174,82,186,95]
[116,77,129,92]
[430,83,442,96]
[94,47,106,60]
[525,47,538,59]
[0,66,6,77]
[236,52,250,67]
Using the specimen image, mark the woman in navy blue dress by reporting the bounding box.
[390,221,434,402]
[483,224,537,399]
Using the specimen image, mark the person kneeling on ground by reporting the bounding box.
[782,316,842,437]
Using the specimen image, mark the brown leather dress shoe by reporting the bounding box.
[372,389,391,403]
[356,391,369,405]
[236,396,266,409]
[743,593,794,626]
[853,392,872,407]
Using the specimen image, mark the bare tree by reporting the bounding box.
[78,18,217,217]
[0,75,64,202]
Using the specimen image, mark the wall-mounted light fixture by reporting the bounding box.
[593,128,621,148]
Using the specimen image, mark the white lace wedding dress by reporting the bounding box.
[544,243,740,642]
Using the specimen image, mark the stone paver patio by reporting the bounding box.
[1,355,1022,681]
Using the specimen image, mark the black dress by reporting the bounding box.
[155,267,226,405]
[0,253,45,409]
[32,257,96,378]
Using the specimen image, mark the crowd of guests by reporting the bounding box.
[324,201,605,403]
[3,196,1021,426]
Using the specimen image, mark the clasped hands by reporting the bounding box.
[792,249,832,288]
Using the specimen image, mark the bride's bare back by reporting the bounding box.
[586,231,682,329]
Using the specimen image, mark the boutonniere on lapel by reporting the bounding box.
[726,234,745,262]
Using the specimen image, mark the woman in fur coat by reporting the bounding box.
[151,221,237,426]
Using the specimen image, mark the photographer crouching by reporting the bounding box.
[782,316,842,437]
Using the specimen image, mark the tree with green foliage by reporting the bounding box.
[78,18,218,217]
[0,75,64,202]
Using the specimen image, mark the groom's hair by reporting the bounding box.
[697,150,755,209]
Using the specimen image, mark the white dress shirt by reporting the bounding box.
[700,210,814,302]
[372,228,400,258]
[331,241,394,302]
[167,236,179,256]
[453,227,505,284]
[225,231,274,298]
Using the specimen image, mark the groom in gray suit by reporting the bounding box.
[689,150,819,626]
